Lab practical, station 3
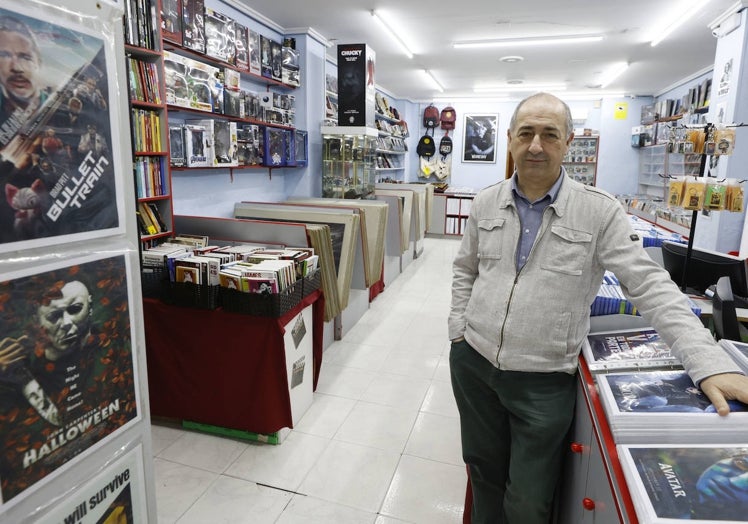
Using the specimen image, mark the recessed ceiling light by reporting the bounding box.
[507,79,524,84]
[500,55,524,63]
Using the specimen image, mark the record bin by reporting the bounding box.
[221,269,320,317]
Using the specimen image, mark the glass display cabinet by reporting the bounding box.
[321,126,378,199]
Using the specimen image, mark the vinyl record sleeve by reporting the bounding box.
[618,444,748,523]
[583,328,682,372]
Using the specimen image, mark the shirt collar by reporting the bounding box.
[511,169,565,204]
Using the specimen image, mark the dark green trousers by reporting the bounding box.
[450,339,576,524]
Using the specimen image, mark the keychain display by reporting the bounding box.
[668,176,685,207]
[726,179,744,212]
[704,178,727,210]
[681,178,706,210]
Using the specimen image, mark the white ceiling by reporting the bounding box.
[232,0,743,102]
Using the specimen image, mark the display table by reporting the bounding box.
[143,290,324,435]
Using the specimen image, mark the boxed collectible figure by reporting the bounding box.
[184,122,213,167]
[213,120,238,166]
[205,8,235,64]
[163,51,190,108]
[161,0,183,45]
[224,68,241,91]
[263,127,286,166]
[223,88,244,118]
[294,130,308,166]
[337,43,376,127]
[237,124,262,166]
[285,129,295,166]
[185,57,221,113]
[248,29,261,75]
[282,37,300,86]
[271,40,283,82]
[245,91,260,119]
[260,35,273,79]
[181,0,205,53]
[234,22,249,71]
[169,125,186,167]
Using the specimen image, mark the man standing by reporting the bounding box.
[449,92,748,523]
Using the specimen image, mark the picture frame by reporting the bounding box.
[0,4,127,254]
[0,252,141,505]
[462,113,499,163]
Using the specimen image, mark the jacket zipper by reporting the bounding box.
[495,207,553,367]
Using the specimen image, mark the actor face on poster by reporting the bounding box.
[0,255,138,502]
[0,8,121,250]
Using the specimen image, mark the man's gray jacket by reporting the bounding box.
[448,174,741,384]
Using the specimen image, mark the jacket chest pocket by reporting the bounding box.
[539,225,592,276]
[477,218,505,260]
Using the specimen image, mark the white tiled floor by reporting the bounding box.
[150,236,467,523]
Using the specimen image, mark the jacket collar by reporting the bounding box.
[500,167,576,218]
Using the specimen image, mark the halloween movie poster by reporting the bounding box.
[0,253,139,503]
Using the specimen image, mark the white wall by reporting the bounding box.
[407,96,649,195]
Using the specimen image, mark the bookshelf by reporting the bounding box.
[124,1,171,247]
[124,1,307,250]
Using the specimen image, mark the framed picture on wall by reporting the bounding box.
[462,114,498,163]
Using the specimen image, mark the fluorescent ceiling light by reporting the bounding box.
[599,62,630,88]
[474,84,567,93]
[454,34,604,49]
[650,0,711,46]
[423,69,444,92]
[371,10,414,59]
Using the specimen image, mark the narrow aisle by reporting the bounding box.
[151,236,466,524]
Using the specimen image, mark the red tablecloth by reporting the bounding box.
[143,291,323,434]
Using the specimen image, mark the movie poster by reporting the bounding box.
[0,5,125,254]
[35,444,147,523]
[603,370,747,413]
[621,445,748,522]
[0,253,139,503]
[462,114,498,163]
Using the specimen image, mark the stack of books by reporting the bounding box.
[596,369,748,443]
[618,444,748,522]
[591,271,701,317]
